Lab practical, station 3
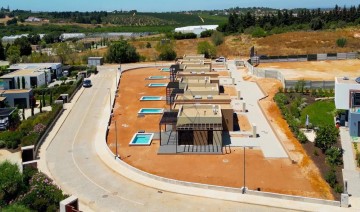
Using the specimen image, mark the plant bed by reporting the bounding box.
[274,91,344,199]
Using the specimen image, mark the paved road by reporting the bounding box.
[44,65,288,211]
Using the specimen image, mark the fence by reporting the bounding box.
[284,80,335,89]
[245,61,335,89]
[252,52,358,64]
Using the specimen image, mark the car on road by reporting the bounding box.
[215,57,226,62]
[83,78,92,87]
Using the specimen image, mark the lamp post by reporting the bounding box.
[115,120,119,159]
[243,146,246,194]
[108,88,111,113]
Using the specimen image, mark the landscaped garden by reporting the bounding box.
[0,77,84,150]
[274,85,344,197]
[0,161,68,211]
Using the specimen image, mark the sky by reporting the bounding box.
[1,0,358,12]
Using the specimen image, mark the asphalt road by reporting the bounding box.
[45,65,293,212]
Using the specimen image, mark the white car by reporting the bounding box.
[215,57,226,62]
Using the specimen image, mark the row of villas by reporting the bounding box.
[0,63,62,108]
[158,55,234,154]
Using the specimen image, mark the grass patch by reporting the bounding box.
[300,100,335,127]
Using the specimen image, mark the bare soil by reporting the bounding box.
[106,67,334,200]
[258,60,360,80]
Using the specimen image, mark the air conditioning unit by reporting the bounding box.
[194,95,202,99]
[207,95,213,99]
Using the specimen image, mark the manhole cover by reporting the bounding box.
[223,159,229,163]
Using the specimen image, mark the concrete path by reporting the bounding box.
[339,127,360,208]
[227,61,288,158]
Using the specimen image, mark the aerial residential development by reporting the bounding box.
[0,1,360,211]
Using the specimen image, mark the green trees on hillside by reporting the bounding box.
[107,40,140,63]
[0,41,5,60]
[197,41,216,59]
[6,45,21,64]
[156,41,177,61]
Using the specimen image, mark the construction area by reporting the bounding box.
[106,55,334,200]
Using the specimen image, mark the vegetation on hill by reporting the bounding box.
[219,4,360,35]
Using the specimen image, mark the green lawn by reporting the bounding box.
[300,100,335,127]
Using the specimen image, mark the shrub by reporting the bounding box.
[336,38,347,48]
[325,147,343,166]
[18,172,68,212]
[66,81,74,85]
[211,31,224,46]
[200,30,213,38]
[325,169,337,188]
[251,27,267,38]
[315,125,339,151]
[310,17,324,30]
[0,140,5,148]
[172,32,197,40]
[297,131,308,144]
[313,149,319,156]
[2,204,31,212]
[356,152,360,167]
[197,41,216,59]
[334,184,343,194]
[146,42,151,48]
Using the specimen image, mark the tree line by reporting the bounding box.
[219,4,360,34]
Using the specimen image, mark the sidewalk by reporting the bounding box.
[339,127,360,208]
[227,62,288,158]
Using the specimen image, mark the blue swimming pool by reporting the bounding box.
[138,108,164,114]
[149,76,167,79]
[129,133,154,146]
[140,96,163,101]
[148,83,168,87]
[161,68,170,72]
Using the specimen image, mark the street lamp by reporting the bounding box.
[108,88,111,113]
[115,120,119,159]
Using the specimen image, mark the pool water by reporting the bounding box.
[140,96,162,101]
[149,76,167,79]
[148,83,168,87]
[129,133,154,145]
[138,108,164,114]
[161,68,170,72]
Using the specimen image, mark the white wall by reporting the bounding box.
[335,79,360,109]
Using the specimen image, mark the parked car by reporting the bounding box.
[83,78,92,88]
[0,117,9,130]
[215,57,226,62]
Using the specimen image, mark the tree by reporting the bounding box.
[200,30,213,38]
[54,43,73,64]
[0,161,24,204]
[156,41,177,61]
[0,40,5,60]
[315,125,339,151]
[21,76,26,89]
[211,31,224,46]
[27,33,41,45]
[197,41,217,59]
[6,45,20,64]
[146,42,151,48]
[17,77,20,89]
[106,40,140,63]
[13,37,32,56]
[310,17,324,30]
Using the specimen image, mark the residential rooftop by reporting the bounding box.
[335,77,360,85]
[0,69,47,78]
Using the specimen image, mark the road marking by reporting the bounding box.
[70,73,144,206]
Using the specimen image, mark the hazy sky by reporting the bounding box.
[1,0,358,12]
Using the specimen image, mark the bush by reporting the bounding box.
[211,31,224,46]
[336,38,347,48]
[66,81,74,85]
[107,40,140,63]
[325,169,337,188]
[0,131,23,149]
[314,125,339,151]
[310,17,324,30]
[18,172,68,212]
[297,131,308,144]
[172,32,197,40]
[325,147,343,166]
[200,30,213,38]
[21,133,39,146]
[197,41,216,59]
[334,184,343,194]
[251,27,267,38]
[356,152,360,167]
[2,204,31,212]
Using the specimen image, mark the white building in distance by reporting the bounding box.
[174,25,218,37]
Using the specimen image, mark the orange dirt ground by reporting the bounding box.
[258,60,360,80]
[247,76,333,199]
[106,67,333,199]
